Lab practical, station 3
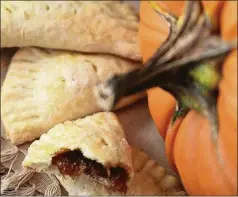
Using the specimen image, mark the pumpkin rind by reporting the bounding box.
[174,111,235,195]
[217,1,238,191]
[148,88,176,139]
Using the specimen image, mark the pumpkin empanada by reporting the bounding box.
[1,1,141,60]
[1,47,144,145]
[22,112,134,196]
[126,148,186,196]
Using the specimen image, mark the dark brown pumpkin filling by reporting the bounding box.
[52,149,128,194]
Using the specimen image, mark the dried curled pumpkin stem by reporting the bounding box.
[94,1,236,152]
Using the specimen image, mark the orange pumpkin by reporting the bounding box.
[139,1,237,196]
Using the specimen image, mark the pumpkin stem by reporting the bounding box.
[94,1,236,148]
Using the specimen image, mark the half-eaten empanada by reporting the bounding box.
[57,148,186,196]
[56,148,187,196]
[1,47,144,145]
[22,112,134,196]
[1,1,141,60]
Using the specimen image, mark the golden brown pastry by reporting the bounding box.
[22,112,134,196]
[1,47,144,145]
[1,1,141,60]
[127,148,186,196]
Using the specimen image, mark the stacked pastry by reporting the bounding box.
[1,1,185,196]
[1,1,143,145]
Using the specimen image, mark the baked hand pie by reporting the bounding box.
[22,112,134,196]
[1,47,144,145]
[1,1,141,61]
[127,148,186,196]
